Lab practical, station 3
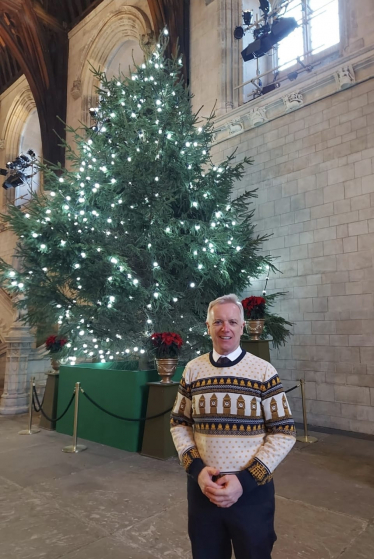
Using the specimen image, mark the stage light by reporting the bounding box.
[259,0,270,15]
[261,83,280,95]
[243,11,253,26]
[1,149,37,189]
[288,71,298,81]
[271,17,298,43]
[234,26,245,40]
[241,17,298,61]
[2,172,26,190]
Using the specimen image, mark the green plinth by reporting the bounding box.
[241,340,271,363]
[39,372,59,431]
[141,382,179,460]
[56,363,184,452]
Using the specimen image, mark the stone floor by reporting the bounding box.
[0,414,373,559]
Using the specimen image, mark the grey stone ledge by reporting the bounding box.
[213,46,374,146]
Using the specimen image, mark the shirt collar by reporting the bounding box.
[212,345,242,363]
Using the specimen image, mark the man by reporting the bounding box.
[171,294,296,559]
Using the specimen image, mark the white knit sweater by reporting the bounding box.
[171,350,296,486]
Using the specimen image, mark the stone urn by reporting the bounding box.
[245,319,265,341]
[50,358,60,374]
[155,358,179,384]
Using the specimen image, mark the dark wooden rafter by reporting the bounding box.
[0,0,190,166]
[0,42,21,92]
[0,0,68,166]
[147,0,190,84]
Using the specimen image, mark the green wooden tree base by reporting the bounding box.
[241,340,271,363]
[39,373,59,431]
[141,382,179,460]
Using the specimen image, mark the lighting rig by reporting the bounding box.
[1,150,37,190]
[234,0,298,62]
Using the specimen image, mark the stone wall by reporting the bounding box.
[217,77,374,434]
[191,0,374,434]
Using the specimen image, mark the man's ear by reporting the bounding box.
[206,322,210,335]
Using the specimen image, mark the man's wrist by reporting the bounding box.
[189,458,205,481]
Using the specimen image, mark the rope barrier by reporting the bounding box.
[33,385,75,423]
[285,384,300,394]
[80,388,173,422]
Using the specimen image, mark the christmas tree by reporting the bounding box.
[0,32,290,364]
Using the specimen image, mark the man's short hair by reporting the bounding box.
[206,294,244,322]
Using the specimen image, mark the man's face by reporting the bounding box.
[206,302,244,356]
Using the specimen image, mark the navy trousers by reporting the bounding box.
[187,476,276,559]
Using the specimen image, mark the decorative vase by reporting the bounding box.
[50,358,60,374]
[155,358,179,384]
[245,319,265,341]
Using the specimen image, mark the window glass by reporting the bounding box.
[17,109,42,206]
[309,0,340,54]
[277,0,304,70]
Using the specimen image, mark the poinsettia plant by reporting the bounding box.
[241,293,293,348]
[45,335,68,354]
[150,332,183,359]
[242,296,266,319]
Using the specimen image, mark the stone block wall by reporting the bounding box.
[209,77,374,434]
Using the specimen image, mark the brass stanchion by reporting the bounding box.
[62,382,87,453]
[19,377,40,435]
[296,379,318,444]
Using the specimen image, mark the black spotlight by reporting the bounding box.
[13,157,23,167]
[270,17,298,43]
[241,17,298,61]
[0,168,8,176]
[288,71,298,81]
[259,0,270,15]
[243,10,253,26]
[27,149,36,158]
[2,172,26,190]
[234,26,245,40]
[261,83,280,95]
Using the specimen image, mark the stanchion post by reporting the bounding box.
[296,379,317,444]
[62,382,87,453]
[19,377,40,435]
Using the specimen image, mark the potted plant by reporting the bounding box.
[150,332,183,383]
[241,296,266,340]
[241,294,292,347]
[45,335,68,372]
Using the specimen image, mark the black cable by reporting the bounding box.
[32,384,46,413]
[285,384,299,394]
[33,385,75,422]
[81,389,173,422]
[33,397,41,413]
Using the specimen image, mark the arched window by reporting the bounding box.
[105,39,144,81]
[277,0,340,70]
[239,0,340,102]
[16,109,42,206]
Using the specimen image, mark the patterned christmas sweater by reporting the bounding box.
[170,350,296,492]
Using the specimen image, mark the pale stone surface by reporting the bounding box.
[1,0,374,436]
[0,416,374,559]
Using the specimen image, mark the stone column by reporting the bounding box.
[0,322,34,415]
[217,0,241,115]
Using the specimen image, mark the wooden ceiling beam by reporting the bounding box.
[0,0,68,165]
[147,0,190,83]
[31,1,66,32]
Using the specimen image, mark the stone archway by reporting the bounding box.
[1,85,37,207]
[78,6,152,125]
